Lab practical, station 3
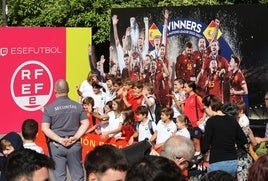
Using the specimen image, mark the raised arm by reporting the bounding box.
[161,9,169,46]
[112,15,121,47]
[210,19,220,43]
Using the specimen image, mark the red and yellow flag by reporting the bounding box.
[203,20,222,43]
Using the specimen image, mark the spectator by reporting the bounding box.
[128,106,157,145]
[255,91,268,143]
[183,81,205,157]
[201,95,247,177]
[141,83,156,122]
[200,170,236,181]
[101,97,124,138]
[160,135,195,172]
[247,154,268,181]
[168,78,186,121]
[0,132,24,181]
[77,71,97,103]
[82,97,96,133]
[84,144,128,181]
[90,101,112,135]
[42,79,89,181]
[175,114,191,139]
[123,81,144,122]
[4,148,55,181]
[237,102,250,128]
[102,74,117,102]
[150,107,177,151]
[222,102,255,181]
[117,108,135,142]
[21,119,44,154]
[125,155,185,181]
[91,82,106,115]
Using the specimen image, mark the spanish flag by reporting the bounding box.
[149,23,162,47]
[203,20,222,43]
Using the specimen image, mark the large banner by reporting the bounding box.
[0,27,91,133]
[110,4,268,118]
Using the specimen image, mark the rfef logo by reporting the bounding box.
[10,60,53,111]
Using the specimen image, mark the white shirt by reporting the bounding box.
[238,114,249,128]
[100,123,109,133]
[23,143,44,154]
[156,120,177,144]
[176,128,191,139]
[172,90,186,118]
[116,44,126,74]
[102,83,116,102]
[138,119,157,142]
[92,91,106,114]
[141,95,156,122]
[79,80,94,98]
[107,111,123,138]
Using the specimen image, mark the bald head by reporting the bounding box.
[55,79,69,95]
[161,135,195,163]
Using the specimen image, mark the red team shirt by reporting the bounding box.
[202,55,229,73]
[229,69,247,104]
[184,94,204,127]
[206,72,223,101]
[175,54,197,82]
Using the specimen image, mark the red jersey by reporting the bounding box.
[86,110,99,129]
[121,124,134,141]
[193,50,210,97]
[206,72,223,101]
[128,95,144,122]
[192,50,208,75]
[129,71,144,82]
[175,54,197,81]
[154,71,170,107]
[126,89,135,102]
[229,69,247,104]
[202,55,229,73]
[184,94,204,127]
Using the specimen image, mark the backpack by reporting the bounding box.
[154,101,162,124]
[148,96,162,124]
[136,120,154,135]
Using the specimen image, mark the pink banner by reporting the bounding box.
[0,27,66,133]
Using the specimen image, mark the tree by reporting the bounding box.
[1,0,266,45]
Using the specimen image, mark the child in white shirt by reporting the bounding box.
[175,114,191,139]
[128,106,157,145]
[150,107,177,150]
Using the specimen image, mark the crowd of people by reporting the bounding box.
[0,76,264,181]
[0,74,267,181]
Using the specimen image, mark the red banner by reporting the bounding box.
[35,125,128,161]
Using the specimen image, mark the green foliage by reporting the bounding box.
[0,0,265,44]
